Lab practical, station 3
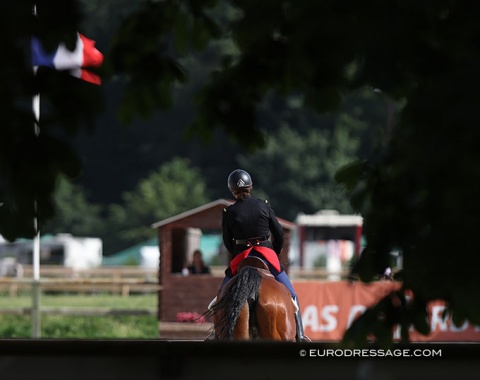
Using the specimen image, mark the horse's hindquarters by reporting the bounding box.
[212,264,296,341]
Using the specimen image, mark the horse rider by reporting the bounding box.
[209,169,310,342]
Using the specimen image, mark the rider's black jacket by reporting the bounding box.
[222,196,284,257]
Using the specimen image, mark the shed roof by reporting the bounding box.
[151,198,295,230]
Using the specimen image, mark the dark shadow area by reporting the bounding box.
[0,340,479,379]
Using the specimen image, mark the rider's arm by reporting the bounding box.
[268,204,284,255]
[222,207,234,253]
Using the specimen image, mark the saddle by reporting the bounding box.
[237,256,274,278]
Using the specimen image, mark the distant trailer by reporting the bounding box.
[0,234,102,270]
[292,210,363,271]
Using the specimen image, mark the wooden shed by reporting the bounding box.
[151,198,296,332]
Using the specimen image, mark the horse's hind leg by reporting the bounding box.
[256,304,284,340]
[256,279,296,341]
[233,304,250,339]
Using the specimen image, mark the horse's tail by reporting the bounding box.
[211,267,262,339]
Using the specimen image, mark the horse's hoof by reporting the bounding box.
[204,332,216,341]
[298,336,312,343]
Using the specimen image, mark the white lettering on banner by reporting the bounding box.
[322,305,339,332]
[431,305,448,331]
[431,305,473,332]
[303,305,320,332]
[303,305,339,332]
[346,305,367,328]
[393,324,401,340]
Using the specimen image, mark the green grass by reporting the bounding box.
[0,293,159,339]
[0,293,157,308]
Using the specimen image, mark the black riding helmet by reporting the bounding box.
[227,169,253,191]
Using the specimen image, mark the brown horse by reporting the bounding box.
[208,256,296,340]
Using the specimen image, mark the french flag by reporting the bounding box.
[31,33,104,85]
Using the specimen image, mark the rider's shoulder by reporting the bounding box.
[256,198,269,204]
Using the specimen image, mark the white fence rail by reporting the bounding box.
[0,306,157,316]
[0,265,160,297]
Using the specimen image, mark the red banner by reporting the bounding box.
[293,280,480,342]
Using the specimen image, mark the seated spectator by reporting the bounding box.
[188,249,210,275]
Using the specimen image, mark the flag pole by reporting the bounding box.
[32,88,40,284]
[32,79,41,339]
[32,6,41,336]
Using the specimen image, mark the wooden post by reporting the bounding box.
[31,280,41,338]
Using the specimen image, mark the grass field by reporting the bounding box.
[0,293,159,339]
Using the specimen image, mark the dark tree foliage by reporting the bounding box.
[0,1,103,240]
